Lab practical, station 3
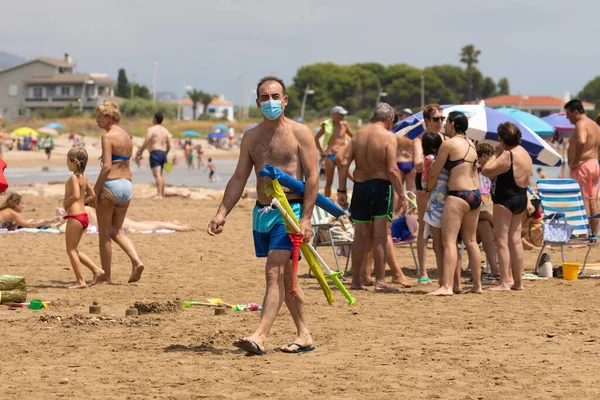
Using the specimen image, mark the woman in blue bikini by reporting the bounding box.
[94,101,144,284]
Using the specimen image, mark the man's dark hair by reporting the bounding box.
[154,112,164,124]
[537,168,543,173]
[256,76,286,97]
[564,99,584,114]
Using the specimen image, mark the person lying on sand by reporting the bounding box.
[0,193,60,230]
[55,206,193,233]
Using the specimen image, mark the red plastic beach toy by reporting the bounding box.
[0,158,7,193]
[288,233,304,298]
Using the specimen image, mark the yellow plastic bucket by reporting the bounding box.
[562,262,580,280]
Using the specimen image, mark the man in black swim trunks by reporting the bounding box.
[137,112,171,199]
[338,103,405,293]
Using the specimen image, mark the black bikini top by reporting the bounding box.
[444,135,478,171]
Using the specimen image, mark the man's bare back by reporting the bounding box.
[244,120,310,204]
[352,124,395,182]
[145,125,171,153]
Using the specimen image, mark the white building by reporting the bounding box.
[179,95,234,121]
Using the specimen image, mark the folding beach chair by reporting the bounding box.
[311,206,353,272]
[535,179,600,275]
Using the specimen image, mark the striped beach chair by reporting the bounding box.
[535,179,600,275]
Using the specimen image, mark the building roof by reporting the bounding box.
[37,57,73,68]
[179,96,233,106]
[0,56,72,74]
[24,74,115,85]
[479,95,595,110]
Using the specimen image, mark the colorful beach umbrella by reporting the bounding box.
[495,108,555,135]
[541,113,575,131]
[213,124,229,131]
[44,122,64,129]
[37,127,58,136]
[11,127,39,137]
[181,130,200,138]
[244,124,258,131]
[208,131,227,139]
[392,104,562,167]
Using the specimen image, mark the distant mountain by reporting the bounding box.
[0,51,26,69]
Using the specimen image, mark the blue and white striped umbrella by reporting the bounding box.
[392,104,562,167]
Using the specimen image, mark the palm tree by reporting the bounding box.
[200,92,213,117]
[460,44,481,101]
[187,89,202,119]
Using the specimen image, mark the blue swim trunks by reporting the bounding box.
[150,150,167,169]
[252,200,303,257]
[326,153,336,162]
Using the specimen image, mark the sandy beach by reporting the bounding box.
[1,192,600,399]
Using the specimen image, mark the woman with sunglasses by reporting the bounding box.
[427,111,482,295]
[412,104,446,285]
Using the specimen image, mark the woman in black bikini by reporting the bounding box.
[482,122,533,292]
[428,112,482,295]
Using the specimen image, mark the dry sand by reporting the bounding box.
[1,195,600,399]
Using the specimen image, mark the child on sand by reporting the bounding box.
[208,158,216,182]
[63,148,104,288]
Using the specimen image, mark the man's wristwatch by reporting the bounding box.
[337,189,347,193]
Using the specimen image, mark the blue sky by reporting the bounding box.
[2,0,599,105]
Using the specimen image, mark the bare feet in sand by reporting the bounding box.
[88,270,105,286]
[488,283,511,291]
[362,278,375,286]
[470,287,483,294]
[68,282,88,289]
[511,285,524,291]
[374,283,400,293]
[392,277,416,288]
[427,287,454,296]
[350,285,368,291]
[453,285,463,294]
[128,263,145,283]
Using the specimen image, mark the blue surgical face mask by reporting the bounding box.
[260,100,283,120]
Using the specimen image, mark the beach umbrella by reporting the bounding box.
[213,124,229,131]
[495,108,555,135]
[181,130,200,138]
[208,131,227,139]
[244,124,258,131]
[37,127,58,136]
[11,127,39,137]
[44,122,64,129]
[392,104,562,167]
[541,113,575,131]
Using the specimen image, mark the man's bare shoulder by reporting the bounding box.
[289,119,312,139]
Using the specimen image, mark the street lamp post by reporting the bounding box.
[300,85,315,122]
[79,78,95,112]
[375,90,387,107]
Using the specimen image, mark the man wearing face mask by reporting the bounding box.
[337,103,406,293]
[207,76,319,356]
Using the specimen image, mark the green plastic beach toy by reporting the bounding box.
[29,299,47,310]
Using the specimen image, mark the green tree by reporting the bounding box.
[479,77,497,99]
[200,91,214,116]
[187,89,202,119]
[423,65,467,104]
[459,44,481,101]
[58,102,82,118]
[134,84,151,99]
[497,78,510,95]
[115,68,129,98]
[578,76,600,107]
[119,98,178,119]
